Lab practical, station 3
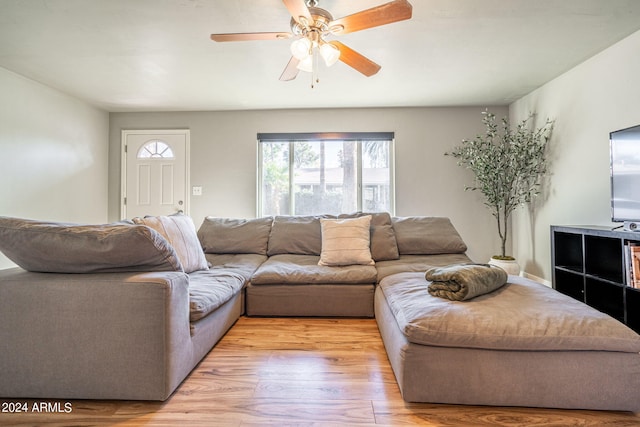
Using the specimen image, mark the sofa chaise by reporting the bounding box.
[0,213,639,412]
[376,271,640,411]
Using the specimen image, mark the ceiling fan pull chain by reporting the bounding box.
[311,48,318,89]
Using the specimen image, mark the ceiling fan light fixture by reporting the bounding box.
[290,37,312,60]
[319,42,340,67]
[296,55,313,72]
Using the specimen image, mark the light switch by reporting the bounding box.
[192,186,202,196]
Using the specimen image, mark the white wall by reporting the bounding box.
[510,29,640,281]
[0,67,109,269]
[109,106,508,263]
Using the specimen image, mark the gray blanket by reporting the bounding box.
[426,263,508,301]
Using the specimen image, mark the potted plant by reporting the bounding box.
[446,110,554,275]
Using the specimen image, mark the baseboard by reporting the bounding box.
[522,272,552,288]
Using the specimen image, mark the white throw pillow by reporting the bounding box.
[133,214,209,273]
[318,215,375,266]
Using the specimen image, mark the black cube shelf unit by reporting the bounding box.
[551,225,640,333]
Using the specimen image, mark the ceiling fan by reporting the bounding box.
[210,0,413,82]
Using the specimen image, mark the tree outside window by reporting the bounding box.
[259,133,394,216]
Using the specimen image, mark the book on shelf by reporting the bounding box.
[625,242,640,289]
[625,243,632,287]
[633,245,640,289]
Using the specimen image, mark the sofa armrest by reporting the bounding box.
[0,268,192,401]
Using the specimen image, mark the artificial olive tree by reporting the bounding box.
[447,111,554,258]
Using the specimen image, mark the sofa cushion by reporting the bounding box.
[319,215,374,266]
[375,253,473,282]
[251,254,377,284]
[188,270,245,322]
[198,217,273,255]
[267,216,324,256]
[132,215,208,273]
[392,217,467,255]
[379,272,640,352]
[204,253,268,281]
[0,216,183,273]
[245,282,375,317]
[339,212,399,261]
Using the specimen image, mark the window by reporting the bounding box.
[258,132,394,216]
[137,140,175,159]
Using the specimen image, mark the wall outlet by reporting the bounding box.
[192,186,202,196]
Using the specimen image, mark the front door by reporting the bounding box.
[121,130,190,219]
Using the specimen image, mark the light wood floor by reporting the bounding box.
[1,316,639,426]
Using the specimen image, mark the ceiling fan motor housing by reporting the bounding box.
[290,7,334,38]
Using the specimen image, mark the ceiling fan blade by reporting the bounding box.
[330,0,412,35]
[282,0,313,28]
[280,57,300,81]
[329,41,381,77]
[211,32,292,42]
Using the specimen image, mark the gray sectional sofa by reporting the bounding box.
[1,213,639,411]
[242,213,470,317]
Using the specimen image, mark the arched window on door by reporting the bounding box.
[137,140,175,159]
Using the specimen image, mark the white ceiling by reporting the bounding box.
[1,0,640,112]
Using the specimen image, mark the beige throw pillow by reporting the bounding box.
[318,216,374,266]
[133,215,208,273]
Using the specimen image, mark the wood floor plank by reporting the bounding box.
[372,400,640,427]
[253,378,395,401]
[113,398,376,425]
[1,316,639,426]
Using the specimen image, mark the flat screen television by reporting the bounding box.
[610,124,640,223]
